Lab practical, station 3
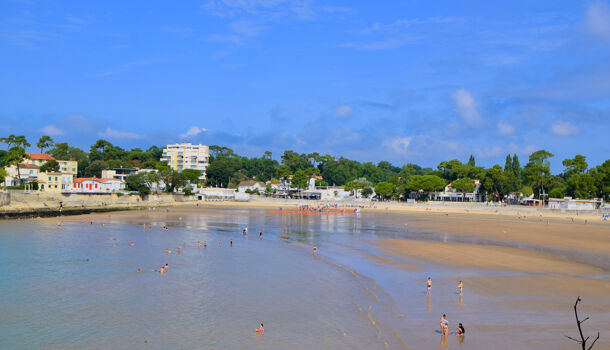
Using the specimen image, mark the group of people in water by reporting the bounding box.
[428,277,466,338]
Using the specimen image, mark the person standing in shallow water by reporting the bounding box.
[458,280,463,294]
[427,277,432,293]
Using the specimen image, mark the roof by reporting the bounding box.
[19,163,39,169]
[26,153,56,161]
[74,177,122,183]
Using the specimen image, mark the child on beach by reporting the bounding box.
[204,241,207,248]
[456,323,465,335]
[259,323,264,334]
[440,314,448,335]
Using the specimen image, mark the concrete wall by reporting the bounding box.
[1,192,193,214]
[0,192,10,207]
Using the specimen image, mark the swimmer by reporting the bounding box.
[130,242,135,247]
[165,263,169,271]
[203,241,207,248]
[137,268,142,273]
[313,245,317,255]
[159,267,165,274]
[259,231,263,239]
[197,241,201,248]
[427,277,432,293]
[176,247,181,254]
[230,239,233,247]
[458,280,463,294]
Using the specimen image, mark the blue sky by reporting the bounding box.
[1,0,609,172]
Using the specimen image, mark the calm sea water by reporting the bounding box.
[1,207,608,350]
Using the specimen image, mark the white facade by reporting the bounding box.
[548,197,599,210]
[238,180,266,193]
[72,178,126,193]
[161,143,209,179]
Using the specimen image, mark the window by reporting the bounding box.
[49,176,52,181]
[95,184,98,189]
[72,168,76,172]
[41,184,44,189]
[55,177,58,181]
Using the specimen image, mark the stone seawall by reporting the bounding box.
[0,192,195,219]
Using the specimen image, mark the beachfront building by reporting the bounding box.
[3,163,40,186]
[160,143,209,179]
[72,177,126,193]
[24,153,55,167]
[58,160,78,176]
[430,179,485,202]
[37,172,73,192]
[237,180,266,193]
[101,168,138,182]
[548,197,601,210]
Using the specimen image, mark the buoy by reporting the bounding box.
[254,329,259,333]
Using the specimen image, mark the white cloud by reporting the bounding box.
[383,137,412,153]
[497,121,515,136]
[452,89,482,126]
[98,128,140,139]
[585,1,610,40]
[40,125,64,136]
[334,105,353,118]
[180,126,207,138]
[551,120,579,136]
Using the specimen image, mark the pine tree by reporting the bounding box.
[467,155,476,167]
[512,154,522,186]
[504,154,512,173]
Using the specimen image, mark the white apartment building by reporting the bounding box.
[160,143,209,179]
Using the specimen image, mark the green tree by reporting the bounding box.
[159,170,186,192]
[549,187,564,198]
[90,139,112,161]
[504,154,512,173]
[291,170,309,190]
[483,165,510,201]
[566,174,597,199]
[519,185,533,197]
[37,136,54,153]
[467,155,476,167]
[404,175,446,193]
[182,169,203,183]
[592,160,610,201]
[126,173,150,196]
[562,155,588,176]
[277,165,292,179]
[206,158,235,187]
[5,146,29,185]
[0,167,7,184]
[375,181,396,200]
[452,177,475,192]
[361,187,374,198]
[85,160,109,177]
[40,159,60,172]
[524,150,554,199]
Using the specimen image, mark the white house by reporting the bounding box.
[238,180,266,193]
[72,177,126,193]
[3,163,39,186]
[160,143,209,179]
[548,197,600,210]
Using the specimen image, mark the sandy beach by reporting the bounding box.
[34,200,610,349]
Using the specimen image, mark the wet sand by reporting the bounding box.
[372,239,604,275]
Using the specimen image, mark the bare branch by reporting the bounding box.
[565,335,582,343]
[587,333,600,350]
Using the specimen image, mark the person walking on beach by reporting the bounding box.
[427,277,432,293]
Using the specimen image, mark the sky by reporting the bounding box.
[1,0,609,172]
